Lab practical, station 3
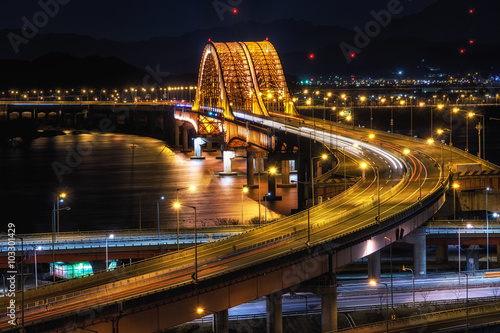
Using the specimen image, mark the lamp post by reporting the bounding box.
[33,246,41,288]
[384,237,393,308]
[466,112,475,153]
[264,192,271,223]
[176,186,196,251]
[105,234,114,271]
[402,265,415,306]
[174,203,198,283]
[311,154,328,206]
[157,196,164,250]
[370,280,389,333]
[453,183,460,220]
[55,193,66,234]
[52,193,69,284]
[241,187,248,224]
[458,223,473,284]
[486,187,490,270]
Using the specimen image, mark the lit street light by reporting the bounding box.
[52,193,70,283]
[453,183,460,220]
[33,245,42,288]
[370,280,389,333]
[173,203,198,283]
[458,223,473,284]
[241,187,249,223]
[311,154,328,206]
[402,265,415,306]
[176,186,196,251]
[105,234,114,271]
[157,196,165,251]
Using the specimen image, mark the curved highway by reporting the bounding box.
[0,114,494,332]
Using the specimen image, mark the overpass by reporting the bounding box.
[1,41,498,333]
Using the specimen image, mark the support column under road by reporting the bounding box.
[278,160,295,188]
[413,229,427,275]
[191,137,205,160]
[219,150,237,176]
[181,125,191,153]
[368,251,381,281]
[320,286,338,333]
[174,123,180,147]
[266,291,282,333]
[497,245,500,262]
[246,150,255,187]
[213,309,228,333]
[435,244,448,264]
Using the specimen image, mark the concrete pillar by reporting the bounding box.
[246,150,255,186]
[266,291,282,333]
[213,309,228,333]
[191,137,205,160]
[497,245,500,262]
[277,160,296,189]
[466,245,479,272]
[256,152,265,173]
[174,124,180,147]
[321,287,338,333]
[268,170,276,197]
[414,231,427,275]
[435,244,448,264]
[368,251,381,281]
[219,150,237,176]
[204,135,216,152]
[181,126,191,152]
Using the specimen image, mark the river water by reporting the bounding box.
[1,132,295,234]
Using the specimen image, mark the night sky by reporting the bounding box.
[0,0,437,41]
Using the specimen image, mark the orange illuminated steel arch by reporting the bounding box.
[193,41,297,122]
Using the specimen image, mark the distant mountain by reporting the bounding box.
[0,0,498,87]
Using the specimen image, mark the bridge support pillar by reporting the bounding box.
[191,137,205,160]
[435,243,448,264]
[320,286,338,333]
[466,245,479,272]
[413,229,427,275]
[213,309,229,333]
[266,291,282,333]
[174,123,180,147]
[181,125,191,152]
[497,245,500,262]
[219,150,237,176]
[246,150,255,187]
[368,251,381,281]
[278,160,295,188]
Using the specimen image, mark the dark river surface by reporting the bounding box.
[1,132,296,234]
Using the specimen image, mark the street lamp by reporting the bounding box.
[105,234,114,271]
[311,154,328,206]
[173,202,198,283]
[33,245,42,288]
[384,236,393,308]
[486,187,490,270]
[466,112,474,152]
[52,193,70,283]
[176,186,196,251]
[157,196,165,249]
[453,183,460,221]
[370,280,389,333]
[55,193,67,234]
[458,223,472,283]
[402,265,415,306]
[264,192,271,224]
[241,187,248,224]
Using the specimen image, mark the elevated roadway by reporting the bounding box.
[0,113,497,332]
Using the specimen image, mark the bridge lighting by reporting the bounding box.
[400,100,405,105]
[269,167,277,175]
[437,104,444,109]
[453,183,460,189]
[360,162,367,168]
[196,307,204,314]
[419,102,425,107]
[427,138,434,144]
[403,148,410,155]
[173,202,180,209]
[309,53,315,59]
[232,8,238,14]
[321,154,328,160]
[493,213,499,218]
[369,134,375,139]
[350,52,356,58]
[346,115,352,121]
